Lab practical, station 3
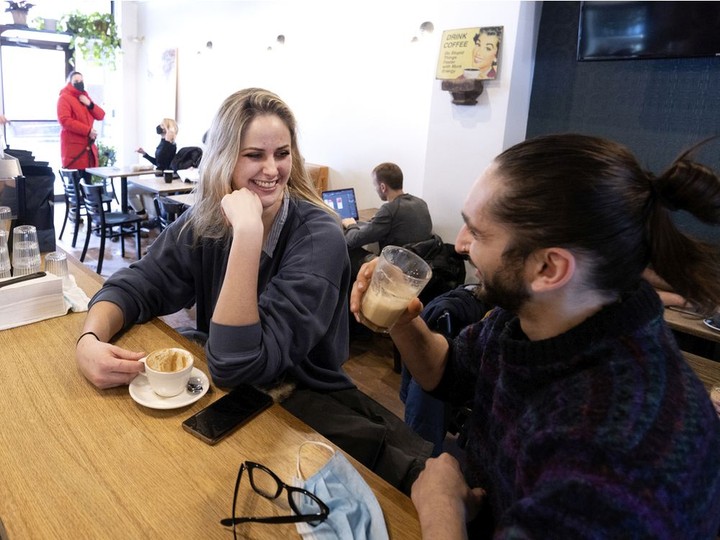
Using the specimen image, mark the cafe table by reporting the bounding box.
[166,192,196,208]
[0,251,420,539]
[85,166,159,214]
[664,306,720,344]
[127,175,195,199]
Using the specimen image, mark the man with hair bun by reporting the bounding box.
[352,134,720,538]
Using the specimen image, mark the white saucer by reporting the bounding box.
[703,318,720,333]
[129,367,210,410]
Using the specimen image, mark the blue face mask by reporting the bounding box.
[292,441,389,540]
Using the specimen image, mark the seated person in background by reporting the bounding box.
[132,118,179,222]
[351,134,720,537]
[136,118,178,171]
[342,162,434,274]
[75,88,431,492]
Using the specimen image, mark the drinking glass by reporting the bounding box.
[0,206,11,235]
[0,229,10,279]
[12,225,41,276]
[359,245,433,333]
[44,251,71,289]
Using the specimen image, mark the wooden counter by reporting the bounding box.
[0,251,420,539]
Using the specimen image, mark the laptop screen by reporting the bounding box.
[322,188,359,220]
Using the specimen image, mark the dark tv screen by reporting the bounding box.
[578,1,720,61]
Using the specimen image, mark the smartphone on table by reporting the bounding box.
[182,384,273,445]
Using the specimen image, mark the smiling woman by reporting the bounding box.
[75,87,353,396]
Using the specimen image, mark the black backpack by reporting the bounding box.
[170,146,203,172]
[404,234,467,304]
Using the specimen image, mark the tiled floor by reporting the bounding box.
[52,200,405,418]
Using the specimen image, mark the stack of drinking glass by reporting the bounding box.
[0,210,67,330]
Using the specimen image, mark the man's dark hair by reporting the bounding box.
[373,162,403,190]
[492,133,720,313]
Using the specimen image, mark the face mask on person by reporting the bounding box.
[73,81,85,92]
[156,125,166,135]
[292,441,389,540]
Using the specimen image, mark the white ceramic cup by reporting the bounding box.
[464,68,480,79]
[359,245,432,333]
[141,348,194,397]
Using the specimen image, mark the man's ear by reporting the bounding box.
[378,182,388,194]
[527,248,576,293]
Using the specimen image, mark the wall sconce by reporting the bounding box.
[412,21,434,42]
[420,21,434,34]
[268,34,285,51]
[441,79,484,105]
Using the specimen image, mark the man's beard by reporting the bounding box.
[474,255,530,314]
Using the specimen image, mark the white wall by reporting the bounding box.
[120,0,539,245]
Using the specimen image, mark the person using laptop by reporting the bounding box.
[342,162,434,275]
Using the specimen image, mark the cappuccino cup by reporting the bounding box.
[163,170,174,183]
[359,245,432,333]
[141,348,194,397]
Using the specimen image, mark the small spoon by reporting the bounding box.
[187,376,204,394]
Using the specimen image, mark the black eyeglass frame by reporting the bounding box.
[220,461,329,528]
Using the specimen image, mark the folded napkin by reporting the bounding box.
[63,274,91,312]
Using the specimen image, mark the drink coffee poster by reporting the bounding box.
[435,26,503,80]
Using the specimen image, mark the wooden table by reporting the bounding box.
[0,251,420,539]
[85,166,158,214]
[167,192,196,207]
[664,307,720,343]
[664,307,720,363]
[128,175,195,198]
[359,207,378,222]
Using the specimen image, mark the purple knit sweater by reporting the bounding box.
[435,280,720,538]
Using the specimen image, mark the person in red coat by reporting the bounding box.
[57,71,105,173]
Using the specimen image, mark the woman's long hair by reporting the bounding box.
[188,88,333,241]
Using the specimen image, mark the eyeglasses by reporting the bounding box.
[220,461,329,536]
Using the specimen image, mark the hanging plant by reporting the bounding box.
[58,11,121,69]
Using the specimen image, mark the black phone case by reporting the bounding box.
[182,384,273,445]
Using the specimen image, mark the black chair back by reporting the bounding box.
[58,168,84,247]
[80,181,107,228]
[153,195,187,230]
[78,180,143,274]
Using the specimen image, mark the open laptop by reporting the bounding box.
[322,188,359,220]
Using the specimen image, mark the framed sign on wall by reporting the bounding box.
[435,26,503,81]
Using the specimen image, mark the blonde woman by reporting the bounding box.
[76,88,353,392]
[135,117,178,171]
